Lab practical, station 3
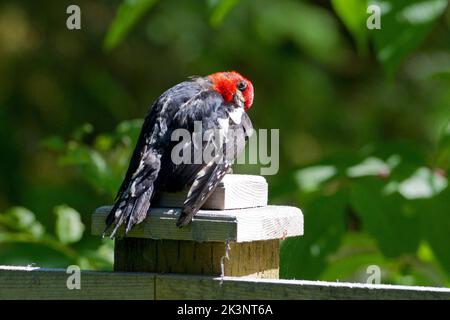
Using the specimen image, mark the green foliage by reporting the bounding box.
[255,1,345,66]
[371,0,449,75]
[331,0,369,54]
[420,188,450,274]
[209,0,240,27]
[1,0,449,286]
[43,120,143,198]
[0,207,45,240]
[54,205,85,245]
[281,131,450,284]
[0,119,143,269]
[281,191,347,279]
[333,0,449,74]
[104,0,159,50]
[437,120,450,170]
[350,178,420,257]
[0,205,113,270]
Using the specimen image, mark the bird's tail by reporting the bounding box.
[103,167,159,238]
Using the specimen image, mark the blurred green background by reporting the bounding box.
[0,0,449,286]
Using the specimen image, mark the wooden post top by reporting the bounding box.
[92,174,303,243]
[92,205,303,243]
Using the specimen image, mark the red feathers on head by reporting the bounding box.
[209,71,254,110]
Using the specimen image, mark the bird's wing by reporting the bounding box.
[176,158,228,227]
[104,80,204,237]
[169,96,253,226]
[156,89,226,192]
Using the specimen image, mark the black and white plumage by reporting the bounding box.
[104,71,254,238]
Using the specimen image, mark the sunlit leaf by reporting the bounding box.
[5,207,36,229]
[94,134,114,151]
[0,207,45,238]
[88,150,108,175]
[104,0,159,51]
[28,223,45,238]
[347,156,389,177]
[397,0,448,24]
[295,165,337,192]
[396,167,447,199]
[54,205,85,244]
[347,156,399,177]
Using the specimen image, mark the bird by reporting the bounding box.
[103,71,254,238]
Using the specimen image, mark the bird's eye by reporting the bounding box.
[237,81,247,91]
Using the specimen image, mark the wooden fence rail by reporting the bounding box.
[1,266,450,300]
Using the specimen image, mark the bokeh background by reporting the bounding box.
[0,0,449,286]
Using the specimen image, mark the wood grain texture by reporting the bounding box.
[114,239,279,279]
[92,205,303,243]
[2,267,450,300]
[154,274,450,300]
[155,174,268,210]
[0,266,154,300]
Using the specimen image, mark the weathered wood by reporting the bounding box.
[92,175,300,281]
[2,267,450,300]
[155,274,450,300]
[92,205,303,242]
[155,174,268,209]
[0,266,154,300]
[114,239,279,279]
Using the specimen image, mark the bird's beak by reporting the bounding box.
[234,90,245,108]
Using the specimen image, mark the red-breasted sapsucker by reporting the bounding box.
[104,71,254,237]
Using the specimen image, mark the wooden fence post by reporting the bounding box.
[92,175,303,279]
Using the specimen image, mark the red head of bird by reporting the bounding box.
[208,71,254,111]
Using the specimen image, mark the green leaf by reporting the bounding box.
[54,205,85,244]
[88,150,108,175]
[104,0,158,51]
[0,207,45,238]
[419,188,450,273]
[321,251,387,282]
[371,0,448,76]
[5,207,36,229]
[71,123,93,142]
[209,0,240,27]
[437,120,450,169]
[438,119,450,150]
[28,223,45,238]
[280,191,347,279]
[94,134,114,152]
[350,178,420,257]
[116,119,144,145]
[255,1,346,65]
[331,0,369,53]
